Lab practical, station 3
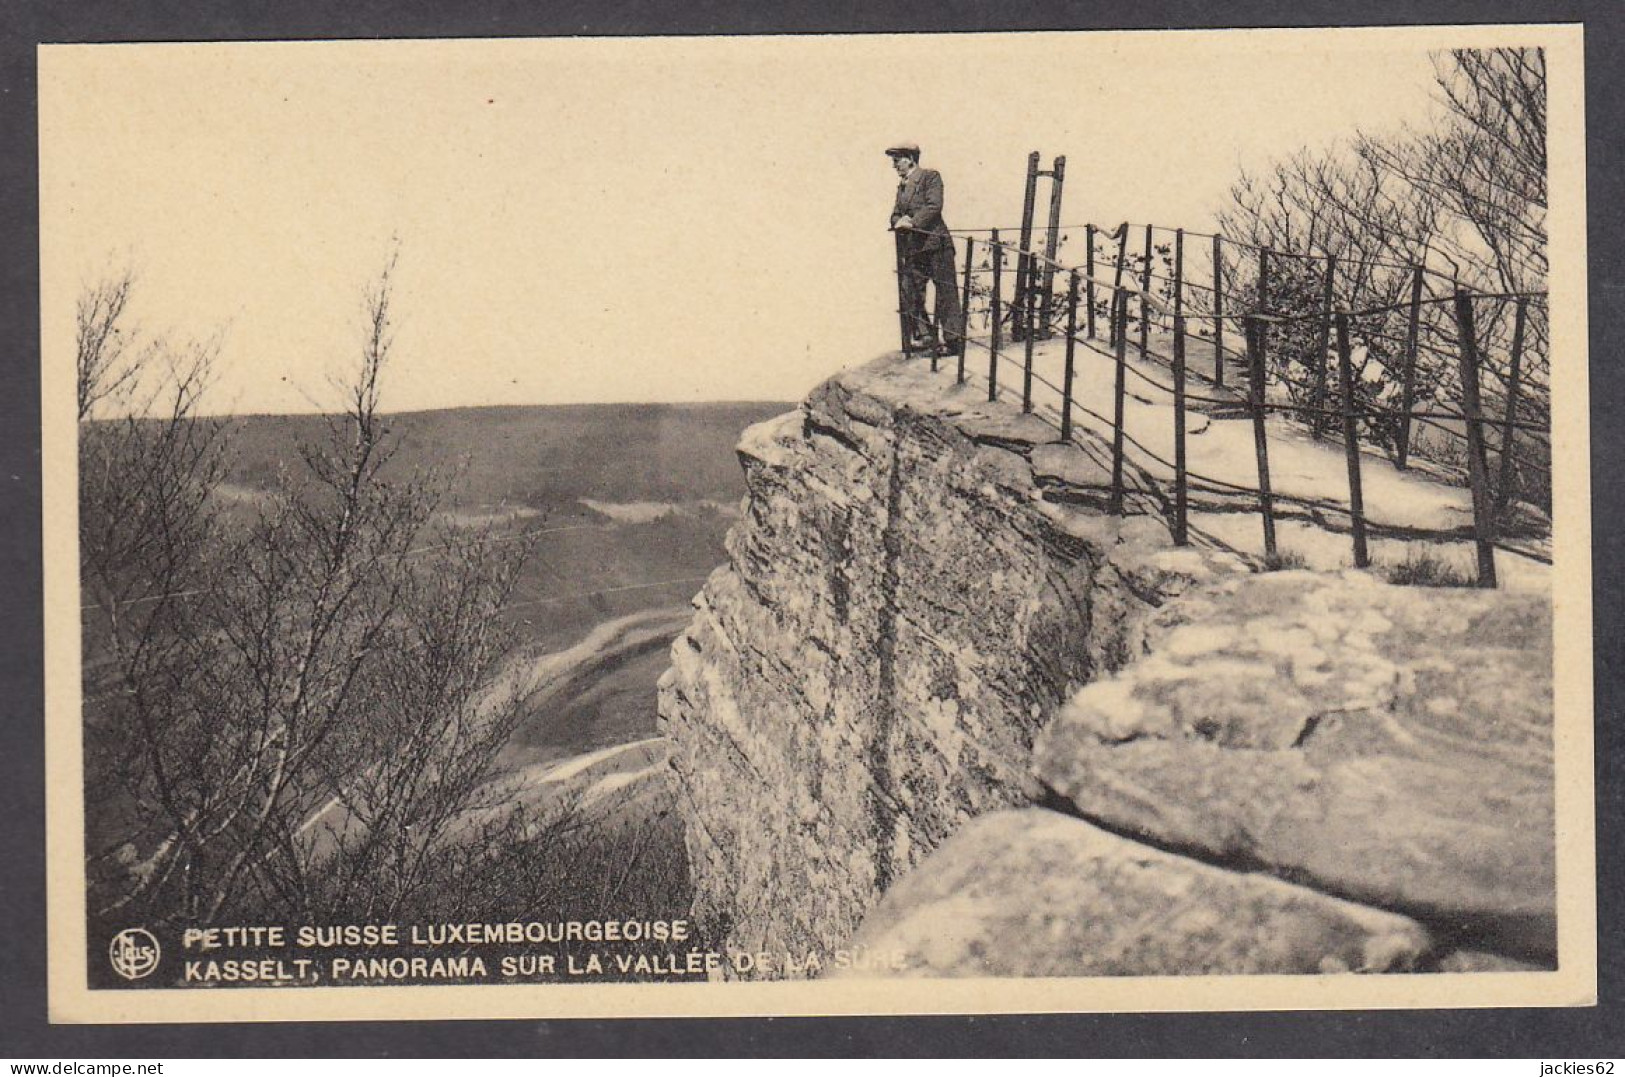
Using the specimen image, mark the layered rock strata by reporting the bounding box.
[657,357,1237,965]
[841,808,1434,977]
[658,354,1554,977]
[847,572,1554,976]
[1033,570,1556,961]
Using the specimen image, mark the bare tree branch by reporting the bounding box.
[82,253,544,930]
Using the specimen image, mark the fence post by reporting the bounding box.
[1012,152,1040,342]
[1173,227,1185,322]
[957,235,974,385]
[1335,311,1369,568]
[1021,249,1038,343]
[1311,255,1338,439]
[1038,155,1067,335]
[1110,224,1129,347]
[930,300,940,372]
[1245,316,1278,561]
[1452,291,1498,588]
[1012,152,1040,341]
[1495,296,1530,518]
[1257,247,1271,314]
[1173,314,1189,546]
[989,231,1003,402]
[1212,234,1225,387]
[1085,224,1098,339]
[1139,223,1154,359]
[1111,289,1129,515]
[1062,270,1079,441]
[1022,277,1037,413]
[1396,266,1424,470]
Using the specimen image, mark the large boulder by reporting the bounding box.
[659,362,1240,969]
[838,809,1433,977]
[1034,570,1555,960]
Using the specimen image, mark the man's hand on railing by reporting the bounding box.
[894,215,915,231]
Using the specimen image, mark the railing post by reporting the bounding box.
[1022,273,1037,413]
[1257,246,1271,314]
[1038,155,1067,335]
[989,231,1003,403]
[957,235,974,386]
[1245,315,1278,560]
[1452,291,1498,588]
[1396,266,1424,470]
[1335,310,1369,568]
[1173,227,1185,322]
[1172,314,1188,546]
[1020,248,1037,343]
[1085,224,1098,340]
[1110,223,1129,348]
[1312,255,1338,439]
[1111,289,1129,515]
[1062,270,1079,441]
[1212,234,1225,387]
[1014,151,1040,341]
[1495,296,1530,518]
[1139,223,1154,359]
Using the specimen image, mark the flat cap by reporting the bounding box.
[884,141,921,158]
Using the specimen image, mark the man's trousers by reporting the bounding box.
[901,243,963,347]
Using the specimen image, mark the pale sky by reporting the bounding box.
[40,29,1485,415]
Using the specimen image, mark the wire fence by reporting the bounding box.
[893,207,1551,588]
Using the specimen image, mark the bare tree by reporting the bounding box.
[1222,47,1545,294]
[78,272,231,919]
[76,269,140,422]
[1207,47,1549,485]
[1219,146,1442,276]
[81,258,538,928]
[1356,48,1546,294]
[1210,148,1444,448]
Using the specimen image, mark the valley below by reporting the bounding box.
[80,399,790,948]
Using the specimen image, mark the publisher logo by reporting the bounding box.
[109,927,161,980]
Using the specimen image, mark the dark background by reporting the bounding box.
[3,0,1620,1058]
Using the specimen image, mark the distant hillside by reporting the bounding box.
[85,398,798,762]
[220,401,794,509]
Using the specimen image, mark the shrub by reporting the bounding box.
[1385,548,1474,587]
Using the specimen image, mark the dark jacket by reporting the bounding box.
[890,167,952,255]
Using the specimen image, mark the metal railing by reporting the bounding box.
[893,217,1551,588]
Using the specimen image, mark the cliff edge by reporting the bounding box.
[656,352,1553,977]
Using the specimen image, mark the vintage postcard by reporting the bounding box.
[40,24,1595,1023]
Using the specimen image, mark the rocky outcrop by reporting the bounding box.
[1033,570,1556,960]
[847,571,1555,975]
[657,353,1555,977]
[657,357,1238,967]
[838,809,1432,977]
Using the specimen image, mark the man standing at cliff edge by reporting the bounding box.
[888,141,962,356]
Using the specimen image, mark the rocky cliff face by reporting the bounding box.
[847,570,1554,977]
[656,356,1240,966]
[657,354,1554,977]
[1034,569,1555,961]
